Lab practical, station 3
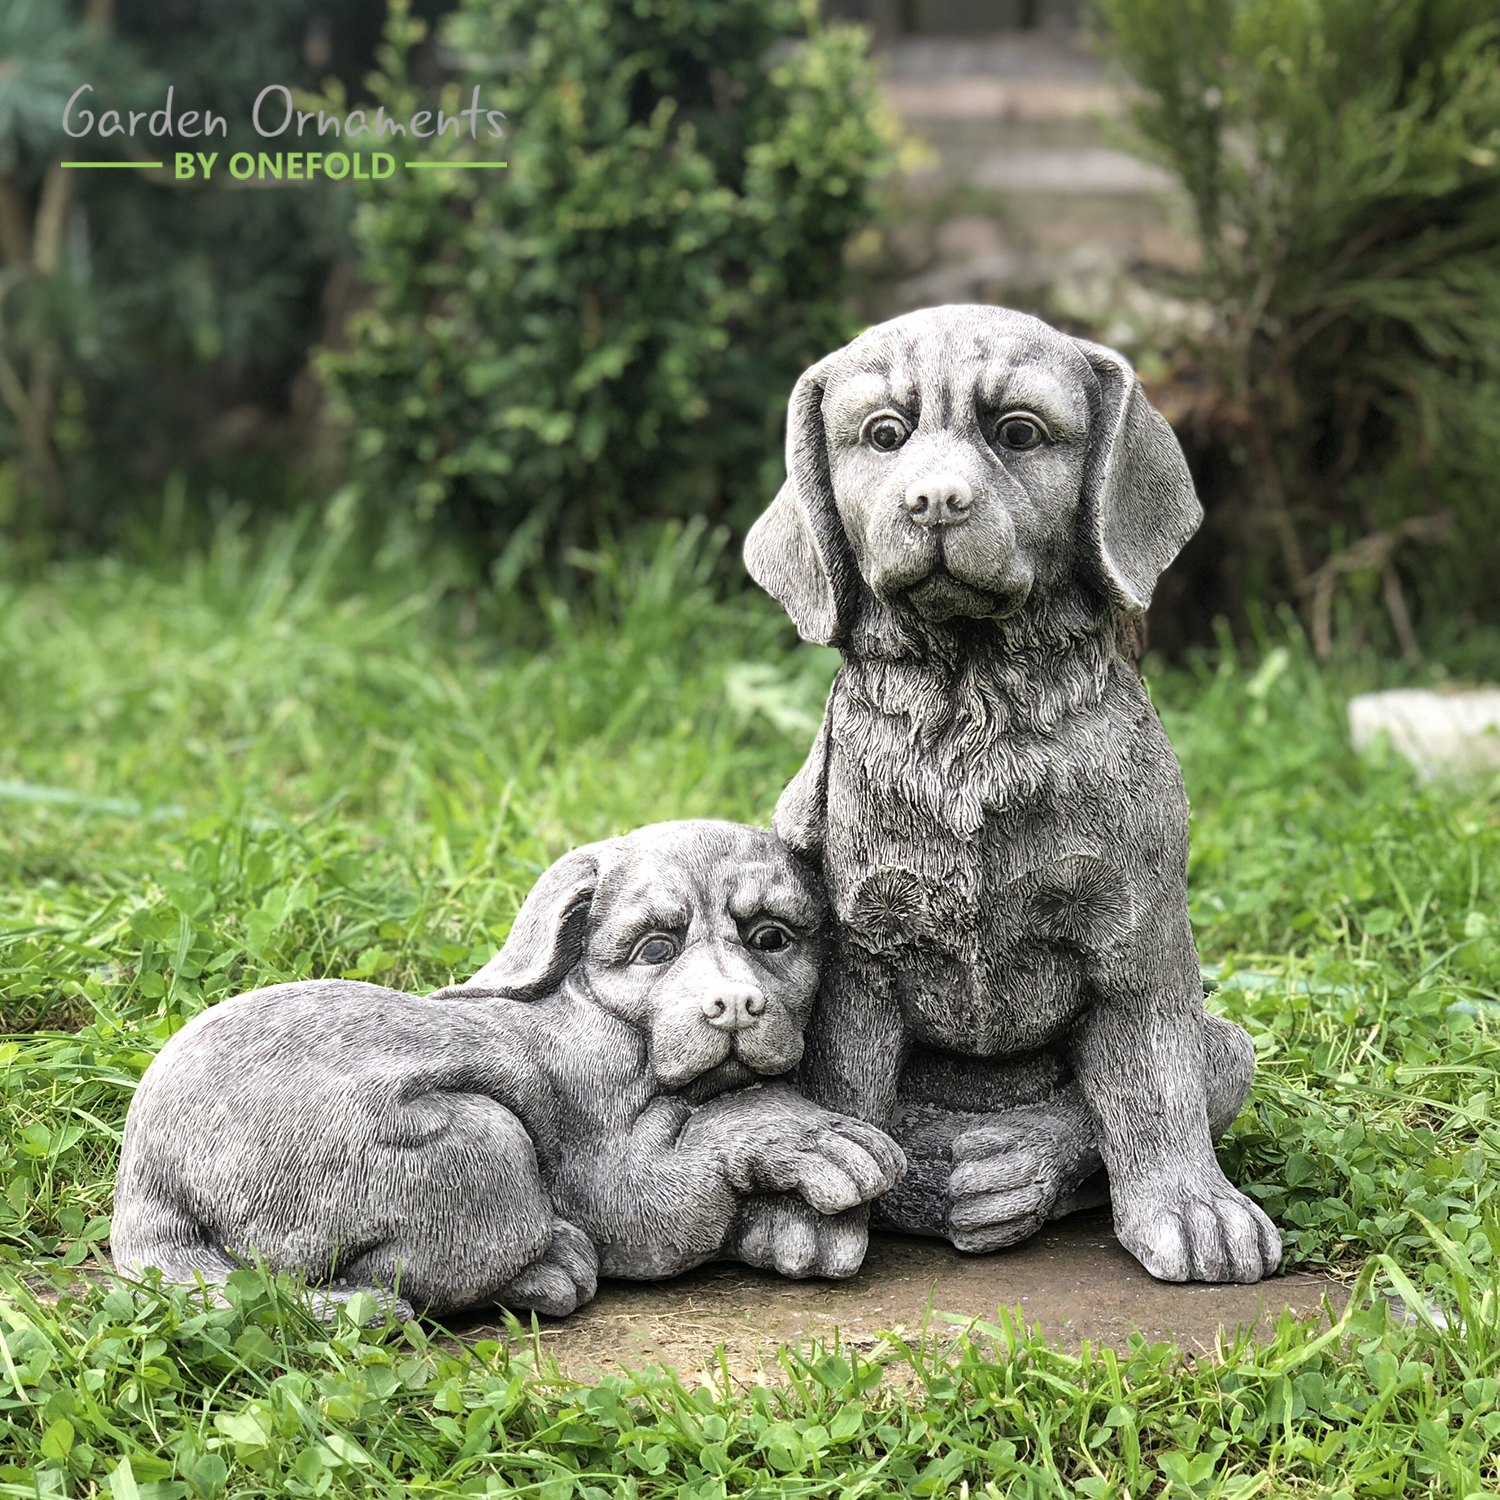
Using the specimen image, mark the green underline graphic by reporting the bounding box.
[62,159,506,173]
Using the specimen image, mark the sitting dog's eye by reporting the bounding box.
[995,414,1046,451]
[631,935,678,966]
[747,923,793,953]
[862,414,911,452]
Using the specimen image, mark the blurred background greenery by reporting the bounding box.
[1,0,1498,661]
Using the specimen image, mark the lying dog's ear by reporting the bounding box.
[744,360,855,646]
[432,846,599,1002]
[1075,339,1203,615]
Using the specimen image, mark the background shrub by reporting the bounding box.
[1097,0,1500,660]
[319,0,895,581]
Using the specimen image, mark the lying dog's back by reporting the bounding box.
[112,980,563,1310]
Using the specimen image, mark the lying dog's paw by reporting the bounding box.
[747,1114,906,1214]
[946,1117,1077,1253]
[496,1218,599,1317]
[732,1197,868,1279]
[1113,1169,1281,1284]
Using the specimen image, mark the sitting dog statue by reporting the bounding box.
[112,821,906,1318]
[743,304,1281,1284]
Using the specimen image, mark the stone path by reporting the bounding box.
[454,1211,1348,1386]
[866,33,1193,321]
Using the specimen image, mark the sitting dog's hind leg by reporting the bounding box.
[1203,1011,1256,1140]
[882,1008,1260,1252]
[931,1089,1103,1252]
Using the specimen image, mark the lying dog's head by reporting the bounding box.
[444,821,823,1095]
[745,305,1202,641]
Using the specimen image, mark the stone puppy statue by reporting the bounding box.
[743,304,1280,1284]
[112,821,906,1318]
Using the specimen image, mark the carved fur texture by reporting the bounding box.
[744,305,1281,1284]
[111,821,906,1318]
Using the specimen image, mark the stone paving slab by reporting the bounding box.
[965,146,1175,196]
[860,32,1194,319]
[453,1210,1348,1386]
[882,76,1120,123]
[880,34,1110,82]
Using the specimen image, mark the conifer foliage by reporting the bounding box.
[1099,0,1500,654]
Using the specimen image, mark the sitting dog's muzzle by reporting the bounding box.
[875,466,1030,621]
[903,472,973,529]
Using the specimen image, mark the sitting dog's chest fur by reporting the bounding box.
[799,616,1184,1057]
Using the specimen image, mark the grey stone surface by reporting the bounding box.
[879,32,1109,83]
[459,1212,1346,1386]
[881,76,1120,124]
[1348,688,1500,782]
[744,304,1281,1287]
[111,821,906,1319]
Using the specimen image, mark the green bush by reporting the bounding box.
[1097,0,1500,657]
[319,0,895,579]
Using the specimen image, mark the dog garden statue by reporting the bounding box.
[112,821,906,1318]
[743,304,1282,1285]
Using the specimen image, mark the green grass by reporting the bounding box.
[3,518,1500,1496]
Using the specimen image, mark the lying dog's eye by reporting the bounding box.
[862,414,910,452]
[747,923,793,953]
[995,414,1046,451]
[631,935,678,966]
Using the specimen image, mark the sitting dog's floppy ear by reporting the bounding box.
[744,359,855,646]
[1075,339,1203,615]
[431,846,600,1002]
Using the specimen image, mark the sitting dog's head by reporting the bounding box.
[745,305,1202,641]
[444,821,823,1095]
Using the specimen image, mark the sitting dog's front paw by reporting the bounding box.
[732,1197,868,1279]
[946,1118,1075,1253]
[753,1114,906,1214]
[496,1218,599,1316]
[1114,1170,1281,1284]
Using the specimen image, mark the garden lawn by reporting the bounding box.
[2,519,1499,1497]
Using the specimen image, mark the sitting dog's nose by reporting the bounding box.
[903,473,973,527]
[701,986,767,1031]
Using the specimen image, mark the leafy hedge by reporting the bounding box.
[319,0,895,579]
[0,0,424,552]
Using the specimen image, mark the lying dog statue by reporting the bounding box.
[744,305,1281,1284]
[112,820,905,1317]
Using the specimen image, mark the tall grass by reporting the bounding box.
[2,520,1500,1494]
[2,1238,1498,1498]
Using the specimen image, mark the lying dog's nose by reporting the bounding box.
[903,473,973,528]
[701,986,766,1031]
